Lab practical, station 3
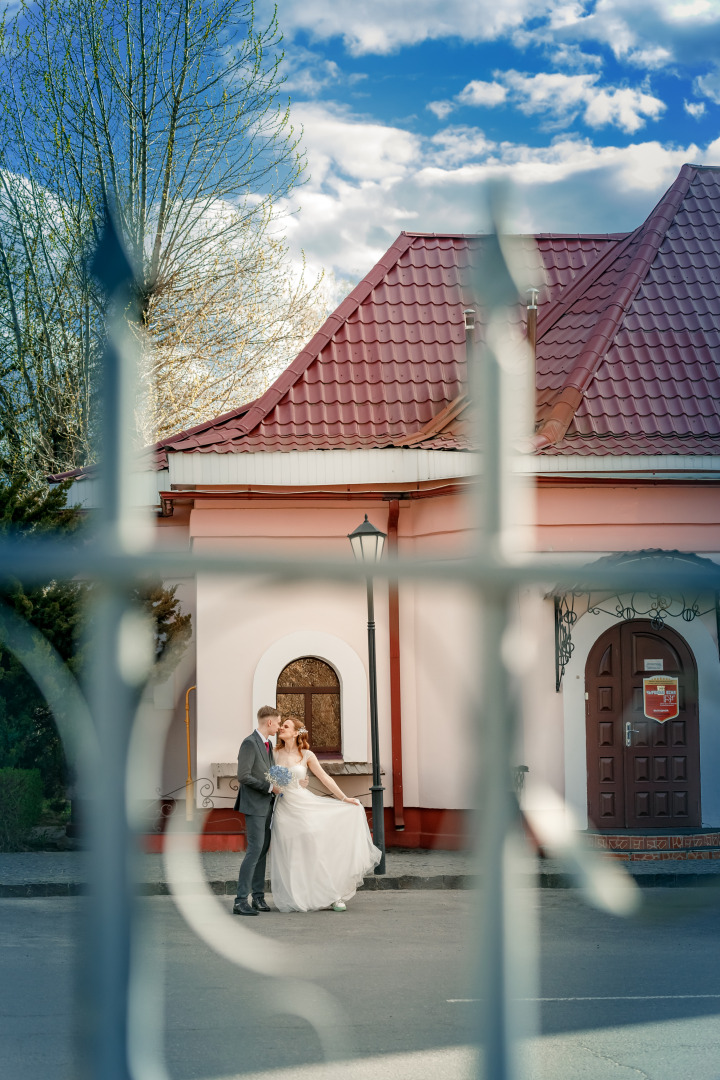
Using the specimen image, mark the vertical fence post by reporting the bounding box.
[80,217,149,1080]
[470,219,537,1080]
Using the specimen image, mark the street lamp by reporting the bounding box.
[348,514,387,874]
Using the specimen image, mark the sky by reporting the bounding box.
[260,0,720,293]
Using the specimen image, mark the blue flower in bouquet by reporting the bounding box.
[265,764,294,791]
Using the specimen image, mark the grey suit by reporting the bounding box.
[234,729,274,902]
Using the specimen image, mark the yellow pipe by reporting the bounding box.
[185,685,196,820]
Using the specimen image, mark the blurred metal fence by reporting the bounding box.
[1,201,719,1080]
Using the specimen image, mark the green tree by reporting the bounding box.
[0,478,191,797]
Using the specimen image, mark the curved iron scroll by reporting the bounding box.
[554,557,720,689]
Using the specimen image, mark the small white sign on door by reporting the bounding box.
[644,658,664,671]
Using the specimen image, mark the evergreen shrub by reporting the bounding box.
[0,768,43,850]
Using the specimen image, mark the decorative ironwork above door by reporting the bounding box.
[553,550,720,690]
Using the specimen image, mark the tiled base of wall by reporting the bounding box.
[587,832,720,861]
[143,805,470,853]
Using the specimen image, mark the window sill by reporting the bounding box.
[212,760,384,778]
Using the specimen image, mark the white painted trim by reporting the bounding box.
[168,449,720,487]
[533,455,720,476]
[563,603,720,829]
[62,451,720,508]
[252,631,367,761]
[168,448,478,486]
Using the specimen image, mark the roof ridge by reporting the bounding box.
[395,393,469,447]
[233,233,418,441]
[534,163,698,450]
[535,230,638,341]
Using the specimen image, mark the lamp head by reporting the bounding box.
[348,514,386,564]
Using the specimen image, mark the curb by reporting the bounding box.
[3,870,720,897]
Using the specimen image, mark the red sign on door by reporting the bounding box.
[643,676,679,722]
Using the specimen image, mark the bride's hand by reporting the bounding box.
[343,797,361,806]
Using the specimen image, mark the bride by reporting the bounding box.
[270,715,381,912]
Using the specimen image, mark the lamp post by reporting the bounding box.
[348,514,387,874]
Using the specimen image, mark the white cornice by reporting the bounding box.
[64,451,720,507]
[167,448,478,486]
[168,449,720,487]
[532,455,720,477]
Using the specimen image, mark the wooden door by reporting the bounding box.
[586,620,700,830]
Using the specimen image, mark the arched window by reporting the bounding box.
[276,657,341,757]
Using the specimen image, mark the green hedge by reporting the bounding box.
[0,768,43,851]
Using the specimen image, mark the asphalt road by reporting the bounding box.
[2,890,720,1079]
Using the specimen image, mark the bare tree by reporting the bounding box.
[0,167,99,480]
[0,0,322,471]
[141,222,326,437]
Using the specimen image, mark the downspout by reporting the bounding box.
[386,498,405,830]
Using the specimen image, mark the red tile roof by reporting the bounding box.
[59,163,720,474]
[162,229,621,456]
[534,163,720,455]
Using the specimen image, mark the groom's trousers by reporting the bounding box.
[236,804,273,901]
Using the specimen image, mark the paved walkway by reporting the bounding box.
[1,847,719,896]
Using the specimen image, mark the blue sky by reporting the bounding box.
[262,0,720,290]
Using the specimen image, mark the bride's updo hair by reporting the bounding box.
[277,715,310,755]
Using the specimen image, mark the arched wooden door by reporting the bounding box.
[585,619,700,829]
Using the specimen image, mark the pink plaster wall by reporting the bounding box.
[537,483,720,552]
[170,478,720,817]
[189,497,480,812]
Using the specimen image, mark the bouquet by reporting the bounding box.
[265,764,296,793]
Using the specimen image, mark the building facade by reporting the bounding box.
[62,163,720,848]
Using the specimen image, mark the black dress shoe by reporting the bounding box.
[233,898,258,916]
[252,897,271,912]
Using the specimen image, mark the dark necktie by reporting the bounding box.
[264,740,270,754]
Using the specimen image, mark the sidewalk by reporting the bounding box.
[2,847,720,896]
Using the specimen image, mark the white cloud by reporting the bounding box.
[426,70,664,134]
[271,0,720,70]
[553,0,720,68]
[273,0,556,55]
[292,102,420,185]
[282,100,711,287]
[548,43,604,69]
[624,46,673,68]
[684,99,707,119]
[427,100,456,120]
[457,80,508,106]
[429,126,497,166]
[428,80,507,122]
[695,65,720,104]
[282,46,367,97]
[499,70,666,133]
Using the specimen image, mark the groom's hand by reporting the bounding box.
[299,778,309,788]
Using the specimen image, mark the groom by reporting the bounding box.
[232,705,282,916]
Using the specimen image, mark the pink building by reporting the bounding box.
[66,163,720,852]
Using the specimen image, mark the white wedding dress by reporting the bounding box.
[269,755,382,912]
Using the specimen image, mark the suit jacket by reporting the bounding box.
[233,729,275,815]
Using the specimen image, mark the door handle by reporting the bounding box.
[625,721,640,747]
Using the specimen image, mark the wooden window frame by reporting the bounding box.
[277,671,342,759]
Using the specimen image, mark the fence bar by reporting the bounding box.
[81,218,145,1080]
[1,542,717,594]
[471,212,538,1080]
[83,592,138,1080]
